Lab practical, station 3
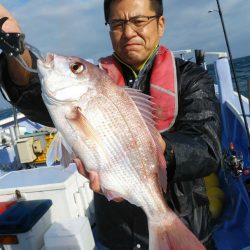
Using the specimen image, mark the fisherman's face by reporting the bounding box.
[108,0,165,70]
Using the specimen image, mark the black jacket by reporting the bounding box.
[0,53,221,250]
[95,57,221,250]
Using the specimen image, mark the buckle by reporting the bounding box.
[0,17,25,57]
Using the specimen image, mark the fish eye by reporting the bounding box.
[70,62,85,74]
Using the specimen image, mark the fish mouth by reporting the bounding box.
[44,53,54,68]
[37,53,54,70]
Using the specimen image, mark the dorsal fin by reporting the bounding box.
[125,87,167,192]
[125,87,155,128]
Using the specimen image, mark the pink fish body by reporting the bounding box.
[37,54,205,250]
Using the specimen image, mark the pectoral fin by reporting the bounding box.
[65,106,103,147]
[46,132,73,167]
[66,106,110,168]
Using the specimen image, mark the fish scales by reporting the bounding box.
[94,87,165,212]
[84,90,157,205]
[37,53,206,250]
[97,83,159,180]
[85,84,157,175]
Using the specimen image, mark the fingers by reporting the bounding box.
[159,135,166,153]
[73,158,89,178]
[73,157,123,202]
[113,197,124,202]
[89,174,124,202]
[73,158,101,193]
[88,171,101,193]
[0,4,21,32]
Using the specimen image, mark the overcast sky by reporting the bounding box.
[0,0,249,108]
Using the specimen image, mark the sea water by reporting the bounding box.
[0,107,14,120]
[207,55,250,97]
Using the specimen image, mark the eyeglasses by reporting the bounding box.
[105,15,160,32]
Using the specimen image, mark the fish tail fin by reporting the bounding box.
[148,212,206,250]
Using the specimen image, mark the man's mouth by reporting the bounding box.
[123,43,142,49]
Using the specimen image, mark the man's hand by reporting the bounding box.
[159,135,166,153]
[73,158,101,192]
[73,135,165,201]
[0,4,32,86]
[73,158,124,202]
[0,4,21,33]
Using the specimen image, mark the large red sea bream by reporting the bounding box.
[37,54,205,250]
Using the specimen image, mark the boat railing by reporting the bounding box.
[0,127,15,148]
[0,113,25,129]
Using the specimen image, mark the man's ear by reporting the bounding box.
[158,16,165,37]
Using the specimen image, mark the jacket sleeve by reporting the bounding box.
[0,52,54,127]
[162,59,222,182]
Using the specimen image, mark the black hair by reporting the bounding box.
[104,0,163,23]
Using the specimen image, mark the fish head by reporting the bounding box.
[37,53,99,102]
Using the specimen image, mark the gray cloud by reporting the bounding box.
[163,0,250,58]
[1,0,249,61]
[11,0,113,60]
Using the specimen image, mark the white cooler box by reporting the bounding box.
[0,199,52,250]
[44,217,95,250]
[0,164,94,223]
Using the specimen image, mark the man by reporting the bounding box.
[0,0,221,249]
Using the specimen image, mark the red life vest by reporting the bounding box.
[99,46,178,132]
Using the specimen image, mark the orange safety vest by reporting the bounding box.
[99,46,178,132]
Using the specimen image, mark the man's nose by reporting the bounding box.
[122,23,137,38]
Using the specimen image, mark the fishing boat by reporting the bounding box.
[0,1,250,249]
[0,113,99,249]
[205,51,250,250]
[0,48,250,250]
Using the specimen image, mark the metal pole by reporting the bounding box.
[248,79,250,111]
[12,106,20,140]
[215,0,250,152]
[12,106,21,163]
